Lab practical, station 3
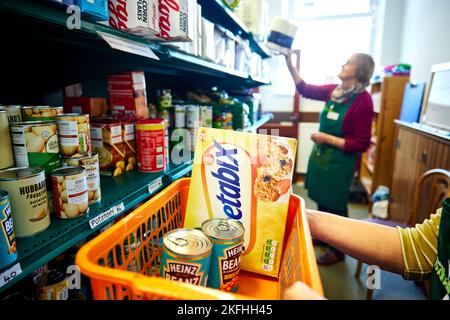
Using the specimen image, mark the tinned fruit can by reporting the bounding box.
[10,121,61,175]
[62,153,101,204]
[136,119,166,173]
[174,105,186,128]
[0,191,17,269]
[0,167,49,238]
[202,219,244,292]
[22,106,63,121]
[0,111,15,170]
[56,114,91,157]
[160,229,212,286]
[186,105,200,129]
[33,270,69,300]
[51,166,89,219]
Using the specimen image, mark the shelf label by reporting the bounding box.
[148,178,163,195]
[0,263,22,288]
[97,31,159,60]
[89,202,125,230]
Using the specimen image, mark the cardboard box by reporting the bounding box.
[64,97,108,117]
[74,0,108,21]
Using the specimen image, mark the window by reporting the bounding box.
[273,0,376,95]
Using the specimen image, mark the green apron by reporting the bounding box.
[430,197,450,300]
[305,96,358,211]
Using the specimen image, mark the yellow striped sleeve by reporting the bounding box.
[397,209,441,281]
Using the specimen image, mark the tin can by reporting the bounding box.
[22,106,63,121]
[160,229,212,286]
[0,111,14,170]
[33,270,69,300]
[51,166,89,219]
[0,191,17,269]
[62,153,101,204]
[200,106,213,128]
[188,128,198,151]
[1,105,23,123]
[202,219,244,292]
[186,105,200,129]
[10,121,61,175]
[174,105,186,128]
[135,119,166,173]
[158,108,173,128]
[0,167,49,238]
[56,114,91,157]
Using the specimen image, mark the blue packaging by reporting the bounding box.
[73,0,108,21]
[0,191,17,270]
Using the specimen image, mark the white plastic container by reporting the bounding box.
[266,16,298,55]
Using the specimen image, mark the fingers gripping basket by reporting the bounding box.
[75,178,323,300]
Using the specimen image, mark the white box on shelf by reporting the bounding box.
[201,18,215,61]
[108,0,159,36]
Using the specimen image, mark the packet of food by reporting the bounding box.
[185,127,298,278]
[90,116,126,177]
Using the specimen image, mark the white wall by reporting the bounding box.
[399,0,450,83]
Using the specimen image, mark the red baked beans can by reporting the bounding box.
[136,119,166,173]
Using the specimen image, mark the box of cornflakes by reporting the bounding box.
[184,127,297,278]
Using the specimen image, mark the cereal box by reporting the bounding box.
[185,128,297,278]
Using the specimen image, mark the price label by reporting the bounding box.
[148,178,163,195]
[89,202,125,229]
[97,31,159,60]
[0,263,22,288]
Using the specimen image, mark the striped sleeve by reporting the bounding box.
[397,209,441,281]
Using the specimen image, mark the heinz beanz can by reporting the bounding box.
[202,219,244,292]
[160,229,212,286]
[0,167,50,238]
[0,191,17,269]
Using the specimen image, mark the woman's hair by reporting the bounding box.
[354,53,375,87]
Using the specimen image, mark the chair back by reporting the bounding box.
[410,169,450,226]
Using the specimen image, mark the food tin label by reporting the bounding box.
[0,169,50,238]
[175,106,186,128]
[10,123,61,174]
[186,106,200,129]
[52,170,89,219]
[160,229,212,287]
[0,193,17,269]
[136,123,165,173]
[90,127,103,148]
[124,124,135,142]
[6,107,22,123]
[34,272,69,301]
[62,155,101,204]
[57,115,91,157]
[200,106,213,128]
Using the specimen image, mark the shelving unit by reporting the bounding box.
[0,0,274,295]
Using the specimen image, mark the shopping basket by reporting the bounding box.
[76,178,323,300]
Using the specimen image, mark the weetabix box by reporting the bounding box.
[185,128,297,278]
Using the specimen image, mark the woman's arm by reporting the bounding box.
[285,52,303,86]
[307,209,405,274]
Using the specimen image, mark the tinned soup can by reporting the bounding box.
[0,167,49,238]
[62,153,101,204]
[10,121,61,175]
[202,219,244,292]
[136,119,166,173]
[51,166,89,219]
[0,191,17,269]
[160,229,212,286]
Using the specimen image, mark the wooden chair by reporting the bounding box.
[354,169,450,300]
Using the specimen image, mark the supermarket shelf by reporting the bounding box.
[0,115,272,293]
[197,0,271,59]
[0,0,269,97]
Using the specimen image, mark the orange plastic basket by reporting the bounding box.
[76,178,323,300]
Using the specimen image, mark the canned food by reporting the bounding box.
[158,109,173,128]
[202,219,244,292]
[62,153,101,204]
[33,270,69,300]
[22,106,63,121]
[0,191,17,269]
[122,120,137,172]
[174,105,186,128]
[0,105,23,123]
[51,166,89,219]
[136,119,166,173]
[160,229,212,286]
[186,105,200,129]
[0,167,49,238]
[200,106,213,128]
[0,111,14,170]
[56,114,91,157]
[10,121,61,174]
[189,128,198,151]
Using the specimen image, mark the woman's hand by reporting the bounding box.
[283,282,325,300]
[311,133,346,149]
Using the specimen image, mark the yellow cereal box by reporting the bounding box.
[185,128,298,278]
